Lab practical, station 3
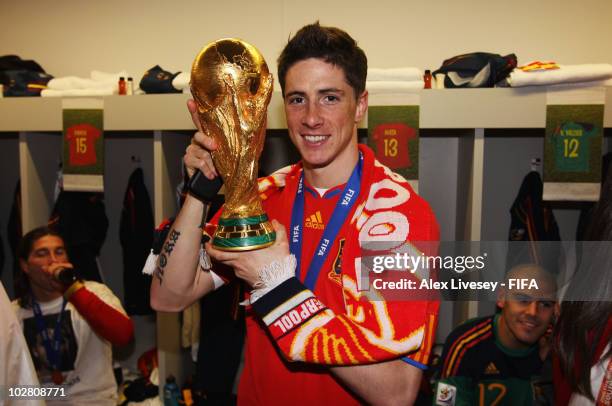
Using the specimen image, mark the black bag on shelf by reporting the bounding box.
[2,70,53,97]
[0,55,52,97]
[433,52,517,88]
[0,55,45,75]
[139,65,181,94]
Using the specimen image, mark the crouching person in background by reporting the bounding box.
[12,226,134,406]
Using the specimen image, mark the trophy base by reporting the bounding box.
[212,214,276,251]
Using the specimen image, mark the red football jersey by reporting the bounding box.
[65,123,101,166]
[372,122,416,169]
[209,145,439,405]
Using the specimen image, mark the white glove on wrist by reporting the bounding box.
[249,254,297,304]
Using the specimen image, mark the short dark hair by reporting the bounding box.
[277,22,367,98]
[15,226,65,307]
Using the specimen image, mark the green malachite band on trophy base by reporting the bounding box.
[218,214,270,227]
[212,214,276,251]
[212,232,276,251]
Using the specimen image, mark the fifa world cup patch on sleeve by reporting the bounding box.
[435,382,457,406]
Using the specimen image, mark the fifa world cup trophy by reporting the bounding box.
[191,39,275,251]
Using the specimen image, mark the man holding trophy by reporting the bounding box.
[151,23,439,405]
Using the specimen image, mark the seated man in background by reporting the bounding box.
[433,264,557,406]
[12,226,134,405]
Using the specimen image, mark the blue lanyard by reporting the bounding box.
[290,155,362,290]
[32,298,68,371]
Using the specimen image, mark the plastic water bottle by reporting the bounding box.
[163,375,180,406]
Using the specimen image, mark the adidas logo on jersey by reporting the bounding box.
[484,362,499,375]
[305,211,325,230]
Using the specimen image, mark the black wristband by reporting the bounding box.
[188,171,223,202]
[251,277,309,318]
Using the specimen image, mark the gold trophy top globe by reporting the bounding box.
[190,38,270,115]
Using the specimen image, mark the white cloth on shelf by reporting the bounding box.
[41,88,116,97]
[48,70,128,90]
[368,67,422,82]
[48,76,119,90]
[90,70,128,82]
[172,71,190,90]
[47,70,129,95]
[366,80,424,93]
[508,63,612,87]
[545,77,612,88]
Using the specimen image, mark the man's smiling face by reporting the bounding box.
[283,58,366,172]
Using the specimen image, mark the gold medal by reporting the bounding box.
[52,369,64,385]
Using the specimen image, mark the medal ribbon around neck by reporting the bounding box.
[290,153,363,290]
[32,298,68,378]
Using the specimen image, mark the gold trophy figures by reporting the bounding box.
[191,38,275,251]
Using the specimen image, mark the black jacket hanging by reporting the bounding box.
[120,168,154,315]
[48,191,108,282]
[507,171,561,273]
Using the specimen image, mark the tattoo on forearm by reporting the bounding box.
[155,254,167,284]
[155,229,180,285]
[163,230,181,256]
[155,230,181,285]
